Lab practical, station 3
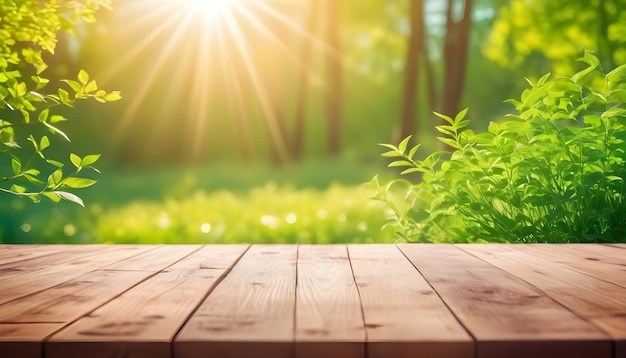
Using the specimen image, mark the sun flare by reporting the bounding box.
[102,0,319,162]
[183,0,235,22]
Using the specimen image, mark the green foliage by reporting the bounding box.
[0,0,119,206]
[5,184,394,244]
[374,51,626,243]
[485,0,626,74]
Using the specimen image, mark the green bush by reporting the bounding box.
[374,51,626,243]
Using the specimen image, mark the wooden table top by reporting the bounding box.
[0,244,624,358]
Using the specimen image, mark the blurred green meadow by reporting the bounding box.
[1,158,399,244]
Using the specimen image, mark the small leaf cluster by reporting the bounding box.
[374,51,626,243]
[0,0,118,206]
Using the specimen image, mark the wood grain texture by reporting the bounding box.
[294,245,364,358]
[398,244,611,358]
[515,244,626,288]
[349,244,473,358]
[0,245,70,266]
[47,245,248,358]
[589,316,626,358]
[0,244,624,358]
[0,245,121,281]
[566,243,626,260]
[0,269,151,323]
[175,245,297,358]
[102,245,200,271]
[0,323,64,358]
[459,244,626,317]
[0,245,156,305]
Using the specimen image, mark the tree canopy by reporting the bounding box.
[485,0,626,73]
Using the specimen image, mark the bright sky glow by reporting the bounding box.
[99,0,331,161]
[184,0,234,22]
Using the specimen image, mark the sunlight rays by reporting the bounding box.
[98,0,336,161]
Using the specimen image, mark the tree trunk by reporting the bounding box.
[440,0,473,120]
[325,0,342,156]
[244,4,291,165]
[397,0,424,143]
[293,0,319,160]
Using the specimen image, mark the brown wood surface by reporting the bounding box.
[398,244,612,358]
[515,244,626,288]
[0,244,623,358]
[47,245,248,358]
[174,245,298,358]
[0,245,70,266]
[0,245,156,305]
[348,244,473,358]
[295,245,364,358]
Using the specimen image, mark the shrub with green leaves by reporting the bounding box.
[374,51,626,243]
[0,0,120,206]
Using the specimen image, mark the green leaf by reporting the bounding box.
[437,137,460,149]
[433,111,454,125]
[607,64,626,89]
[407,144,421,159]
[388,160,414,168]
[103,91,122,101]
[81,154,101,166]
[46,159,64,168]
[70,153,82,168]
[40,135,50,151]
[85,80,97,93]
[61,80,82,92]
[78,70,89,84]
[10,184,26,193]
[381,151,401,158]
[11,158,21,175]
[49,115,68,123]
[401,167,422,175]
[47,169,63,188]
[38,108,49,123]
[62,177,97,189]
[454,108,469,124]
[378,143,398,151]
[58,88,70,103]
[398,135,412,153]
[54,191,84,207]
[42,191,61,203]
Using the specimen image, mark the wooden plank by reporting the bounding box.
[398,244,611,358]
[175,245,297,358]
[460,244,626,352]
[563,244,626,261]
[47,245,247,358]
[605,244,626,250]
[0,245,116,280]
[459,244,626,317]
[515,244,626,288]
[0,269,152,323]
[0,245,71,266]
[0,323,64,358]
[102,245,200,271]
[0,245,157,305]
[589,317,626,358]
[349,244,473,358]
[295,245,364,358]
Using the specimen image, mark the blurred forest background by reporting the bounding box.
[2,0,625,244]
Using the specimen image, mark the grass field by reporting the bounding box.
[0,157,400,244]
